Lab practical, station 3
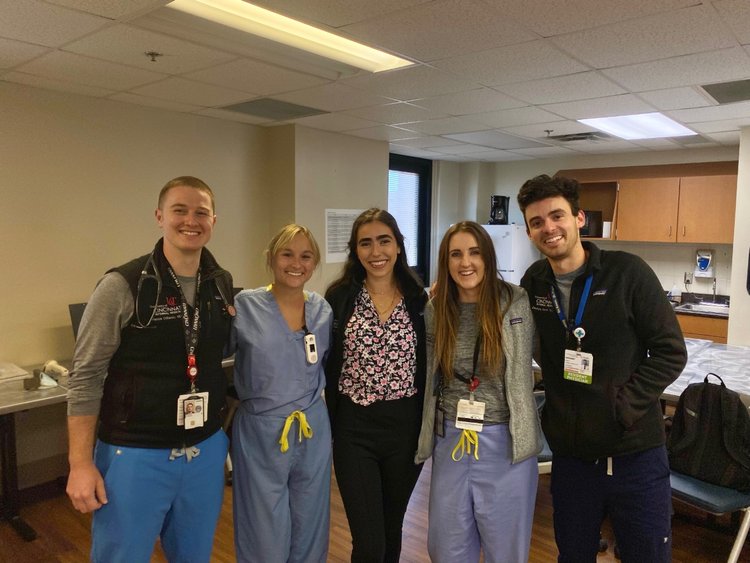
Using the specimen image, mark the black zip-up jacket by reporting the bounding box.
[324,281,427,430]
[99,239,233,448]
[521,242,686,461]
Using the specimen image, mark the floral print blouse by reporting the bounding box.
[338,287,418,405]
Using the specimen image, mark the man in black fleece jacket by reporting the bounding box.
[518,174,686,563]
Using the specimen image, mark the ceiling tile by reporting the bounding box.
[185,58,329,96]
[345,102,446,124]
[131,76,252,106]
[715,0,750,45]
[484,0,697,37]
[290,112,379,132]
[389,144,443,159]
[109,91,202,113]
[541,94,655,119]
[468,106,565,129]
[567,140,642,153]
[1,70,114,97]
[391,136,459,149]
[195,107,274,125]
[689,117,750,134]
[495,72,625,105]
[272,82,393,112]
[16,50,165,90]
[343,64,478,100]
[45,0,171,20]
[443,130,551,149]
[706,130,742,144]
[668,101,750,124]
[0,38,49,69]
[251,0,431,28]
[434,40,589,86]
[551,5,736,69]
[429,144,497,155]
[463,149,533,161]
[502,120,598,139]
[411,88,526,115]
[400,117,490,136]
[0,0,108,47]
[602,47,750,91]
[63,25,236,73]
[637,87,715,111]
[345,125,421,141]
[339,0,535,62]
[510,146,579,157]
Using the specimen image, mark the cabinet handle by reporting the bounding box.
[668,225,672,237]
[682,226,686,237]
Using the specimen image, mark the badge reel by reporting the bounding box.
[563,327,594,385]
[304,333,318,364]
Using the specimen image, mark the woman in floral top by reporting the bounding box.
[325,208,427,563]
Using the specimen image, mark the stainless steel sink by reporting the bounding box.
[675,302,730,316]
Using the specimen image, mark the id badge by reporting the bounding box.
[177,391,209,428]
[563,349,594,384]
[455,399,485,432]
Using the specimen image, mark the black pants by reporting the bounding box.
[333,395,423,563]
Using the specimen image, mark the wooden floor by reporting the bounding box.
[2,461,749,562]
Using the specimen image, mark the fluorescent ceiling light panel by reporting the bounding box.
[578,112,695,140]
[166,0,413,73]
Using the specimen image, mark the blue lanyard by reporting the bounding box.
[550,273,593,333]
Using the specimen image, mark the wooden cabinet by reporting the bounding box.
[677,313,728,344]
[616,178,679,242]
[614,175,736,243]
[677,175,736,244]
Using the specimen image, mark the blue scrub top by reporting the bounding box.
[230,287,332,416]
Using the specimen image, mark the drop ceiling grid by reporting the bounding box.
[272,82,395,112]
[0,0,108,47]
[130,75,254,106]
[493,71,626,105]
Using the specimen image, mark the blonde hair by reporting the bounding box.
[433,221,511,379]
[265,224,321,269]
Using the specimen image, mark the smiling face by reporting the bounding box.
[524,195,586,274]
[355,220,401,283]
[448,231,486,303]
[270,233,316,291]
[155,185,215,258]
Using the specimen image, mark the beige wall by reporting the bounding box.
[729,127,750,346]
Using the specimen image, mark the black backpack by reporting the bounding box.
[667,373,750,492]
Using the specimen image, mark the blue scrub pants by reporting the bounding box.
[551,445,672,563]
[428,422,538,563]
[232,398,332,563]
[91,430,229,563]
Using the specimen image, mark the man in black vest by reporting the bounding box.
[518,175,686,563]
[66,176,234,562]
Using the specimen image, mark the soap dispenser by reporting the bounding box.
[694,249,713,279]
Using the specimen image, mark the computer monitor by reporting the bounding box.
[68,303,87,340]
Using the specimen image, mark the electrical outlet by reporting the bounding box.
[684,272,693,285]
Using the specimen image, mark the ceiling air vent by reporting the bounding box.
[701,79,750,105]
[220,98,327,121]
[546,131,612,142]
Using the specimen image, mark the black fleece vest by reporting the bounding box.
[98,243,233,448]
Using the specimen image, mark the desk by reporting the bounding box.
[0,379,67,541]
[663,338,750,402]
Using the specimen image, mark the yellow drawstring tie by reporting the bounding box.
[279,410,313,453]
[451,429,479,461]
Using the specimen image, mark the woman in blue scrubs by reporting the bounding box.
[230,224,333,563]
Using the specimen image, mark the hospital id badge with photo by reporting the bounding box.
[563,349,594,384]
[177,391,209,428]
[455,399,485,432]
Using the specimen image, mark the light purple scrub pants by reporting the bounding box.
[428,421,538,563]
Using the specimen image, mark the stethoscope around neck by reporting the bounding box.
[133,252,162,329]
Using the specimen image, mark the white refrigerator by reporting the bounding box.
[481,224,540,285]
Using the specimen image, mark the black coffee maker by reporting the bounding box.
[489,195,509,225]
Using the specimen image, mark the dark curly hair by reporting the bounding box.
[517,174,581,222]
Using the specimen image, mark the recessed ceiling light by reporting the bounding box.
[166,0,414,73]
[577,112,695,140]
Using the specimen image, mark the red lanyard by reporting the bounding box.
[167,267,201,392]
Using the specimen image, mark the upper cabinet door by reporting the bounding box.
[678,175,737,244]
[616,178,680,242]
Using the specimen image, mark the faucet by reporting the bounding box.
[712,277,716,302]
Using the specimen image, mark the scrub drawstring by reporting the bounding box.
[279,410,313,453]
[452,429,479,461]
